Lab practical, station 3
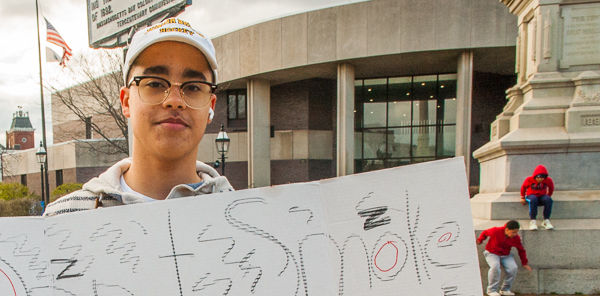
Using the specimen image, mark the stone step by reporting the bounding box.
[470,191,600,220]
[472,219,600,295]
[472,218,600,231]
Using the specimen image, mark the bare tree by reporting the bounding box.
[46,49,128,155]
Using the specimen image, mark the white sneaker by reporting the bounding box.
[488,292,501,296]
[529,220,538,230]
[541,219,554,230]
[500,291,515,296]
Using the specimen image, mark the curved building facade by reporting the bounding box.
[199,0,518,190]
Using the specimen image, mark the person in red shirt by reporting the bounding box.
[476,220,532,296]
[520,165,554,230]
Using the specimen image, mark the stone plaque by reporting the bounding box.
[582,115,600,126]
[561,3,600,68]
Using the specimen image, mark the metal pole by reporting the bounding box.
[40,164,45,211]
[0,151,3,182]
[221,152,225,176]
[44,163,50,206]
[34,0,50,207]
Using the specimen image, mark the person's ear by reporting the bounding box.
[207,94,216,124]
[120,86,131,118]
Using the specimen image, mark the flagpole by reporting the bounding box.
[35,0,50,211]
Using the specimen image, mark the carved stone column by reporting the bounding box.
[476,0,600,193]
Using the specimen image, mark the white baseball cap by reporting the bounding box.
[123,18,218,85]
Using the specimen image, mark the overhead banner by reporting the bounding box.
[0,158,481,295]
[87,0,189,48]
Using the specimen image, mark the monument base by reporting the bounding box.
[474,218,600,295]
[473,70,600,294]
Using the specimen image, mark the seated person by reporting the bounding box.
[520,165,554,230]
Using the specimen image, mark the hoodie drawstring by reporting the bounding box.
[95,194,103,209]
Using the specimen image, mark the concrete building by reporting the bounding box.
[26,0,518,191]
[1,139,127,196]
[4,0,520,193]
[205,0,518,189]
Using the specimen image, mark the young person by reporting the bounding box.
[476,220,532,296]
[44,18,233,216]
[520,165,554,230]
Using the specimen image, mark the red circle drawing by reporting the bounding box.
[0,268,17,296]
[438,232,452,243]
[374,241,399,272]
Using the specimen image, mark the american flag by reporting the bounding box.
[45,18,72,66]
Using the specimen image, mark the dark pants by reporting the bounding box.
[525,194,553,219]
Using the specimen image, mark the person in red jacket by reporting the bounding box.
[520,165,554,230]
[477,220,532,296]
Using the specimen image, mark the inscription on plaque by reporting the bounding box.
[561,3,600,68]
[582,115,600,126]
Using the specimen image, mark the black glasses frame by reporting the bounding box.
[128,75,218,109]
[128,76,218,92]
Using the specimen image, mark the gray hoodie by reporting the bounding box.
[43,158,234,217]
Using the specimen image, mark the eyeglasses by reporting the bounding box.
[128,76,218,109]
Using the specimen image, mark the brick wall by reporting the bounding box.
[27,173,43,196]
[63,168,78,185]
[7,131,35,150]
[3,167,96,197]
[47,171,56,193]
[308,79,336,131]
[207,79,336,187]
[2,175,20,184]
[271,81,310,131]
[271,160,309,185]
[309,159,334,181]
[76,167,111,184]
[209,161,248,190]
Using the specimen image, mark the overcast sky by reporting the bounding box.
[0,0,367,148]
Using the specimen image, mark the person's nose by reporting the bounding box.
[161,84,186,109]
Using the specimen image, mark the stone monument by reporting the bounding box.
[471,0,600,294]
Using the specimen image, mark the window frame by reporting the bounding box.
[227,90,247,120]
[354,74,458,173]
[56,170,63,187]
[85,117,92,139]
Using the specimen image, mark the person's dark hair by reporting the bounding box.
[506,220,520,230]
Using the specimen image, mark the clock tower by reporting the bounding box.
[6,107,35,150]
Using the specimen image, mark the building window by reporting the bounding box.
[227,90,247,120]
[85,117,92,139]
[355,74,458,173]
[21,174,27,186]
[56,170,63,187]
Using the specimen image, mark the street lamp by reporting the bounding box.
[215,124,230,175]
[35,141,47,210]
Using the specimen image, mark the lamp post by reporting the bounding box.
[215,125,230,175]
[36,141,47,210]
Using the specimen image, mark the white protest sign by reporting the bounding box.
[0,157,481,295]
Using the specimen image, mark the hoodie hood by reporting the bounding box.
[532,165,549,178]
[82,158,233,204]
